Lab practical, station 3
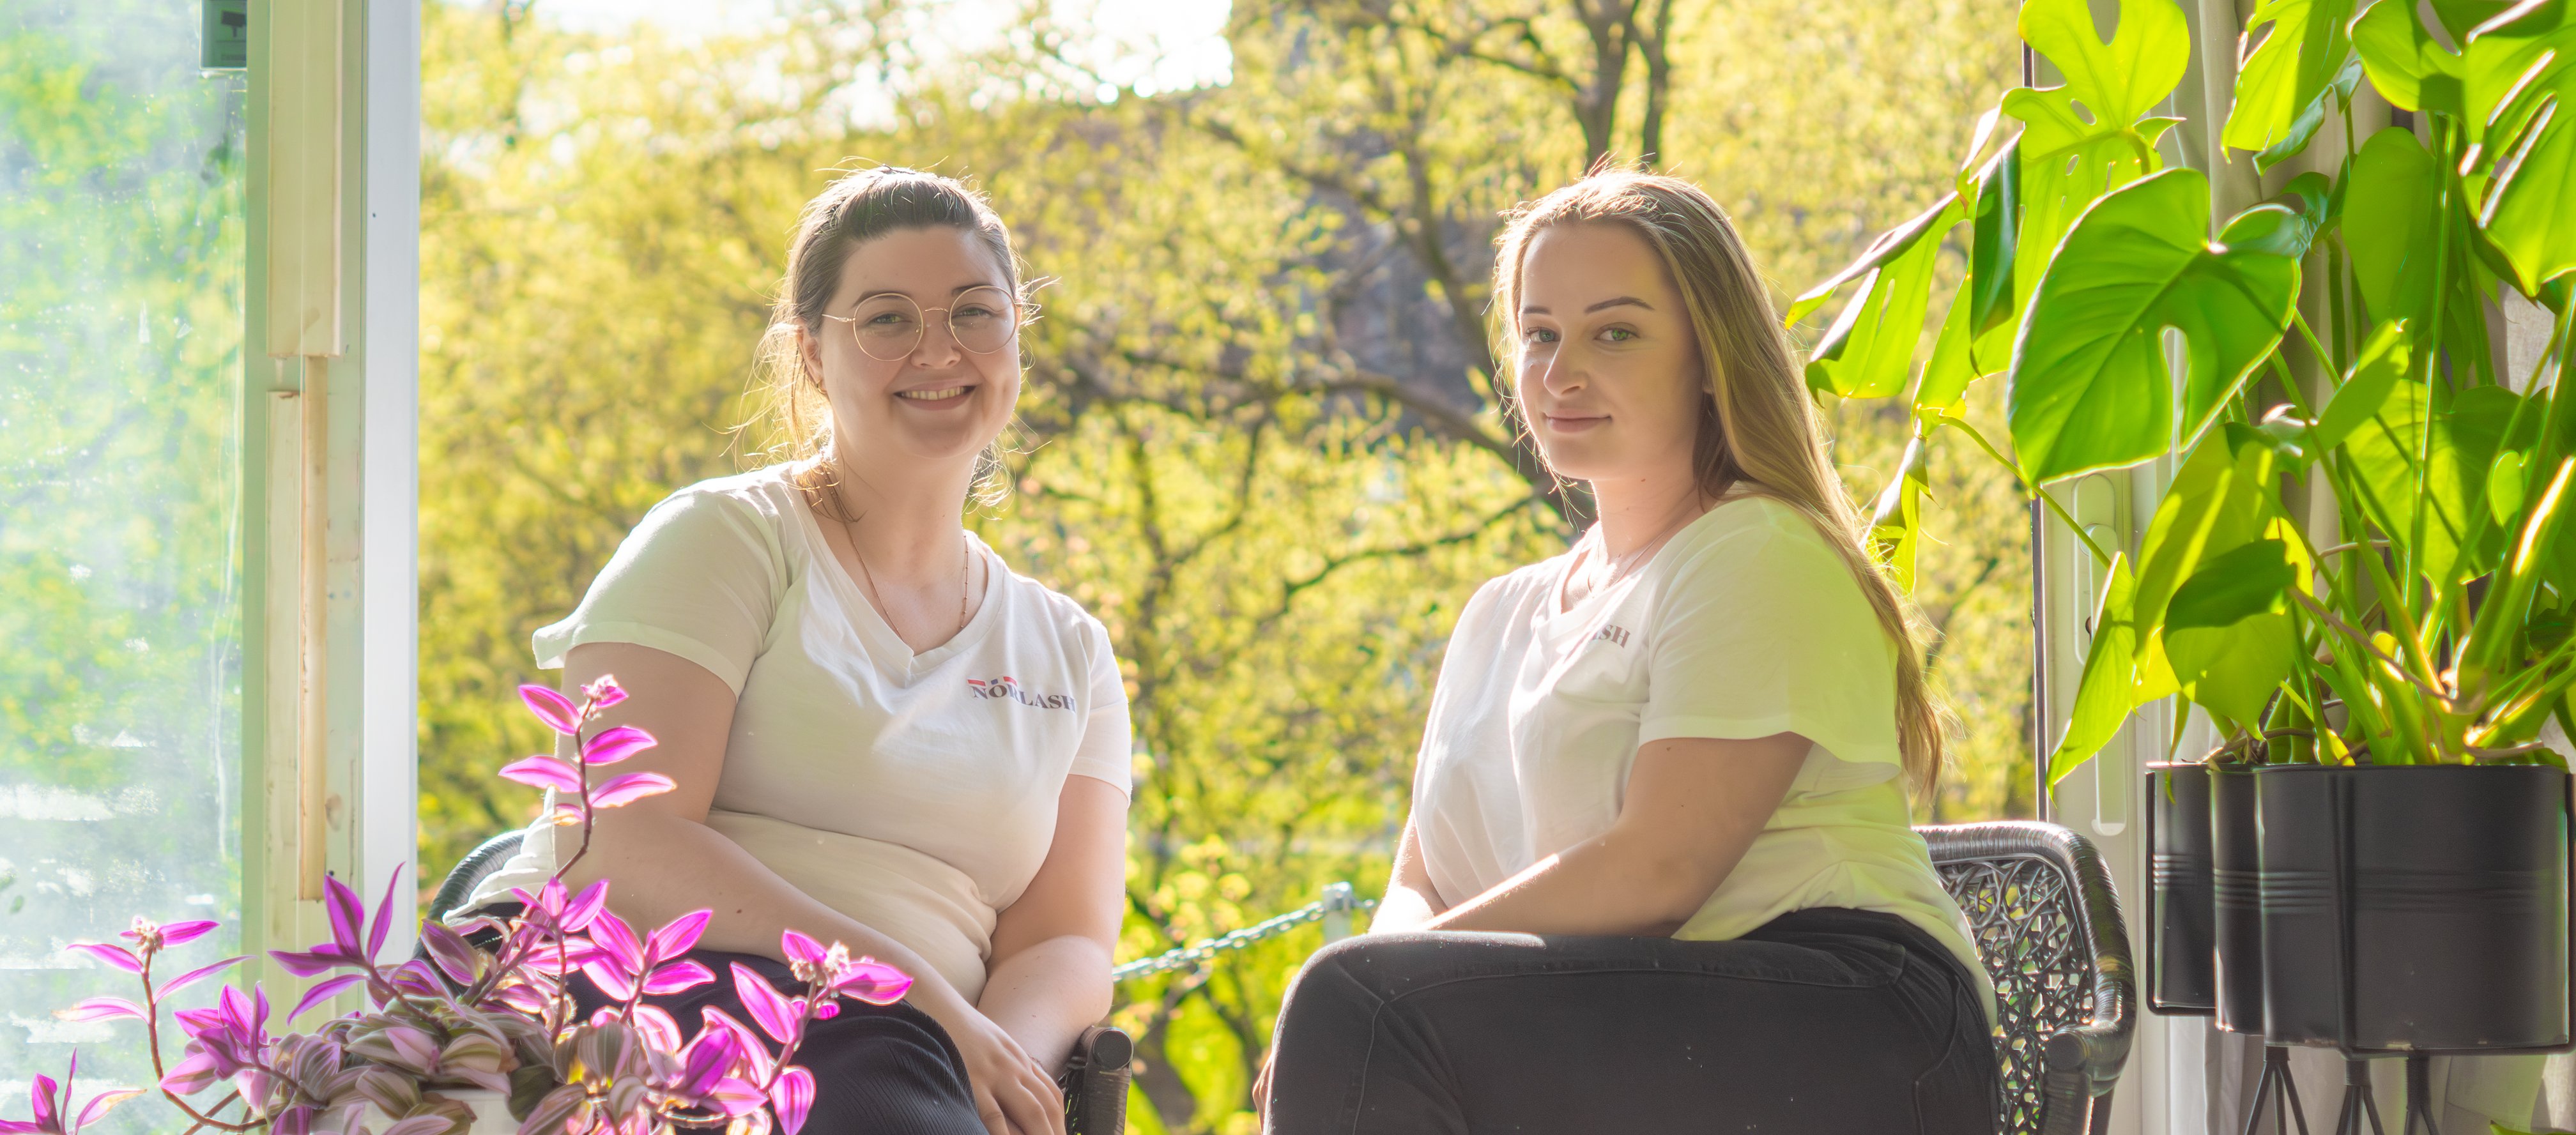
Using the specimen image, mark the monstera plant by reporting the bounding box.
[1801,0,2575,1067]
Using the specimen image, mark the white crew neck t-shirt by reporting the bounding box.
[1412,494,1997,1021]
[462,464,1131,1003]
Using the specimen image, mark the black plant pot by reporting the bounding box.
[2147,761,2216,1014]
[2256,763,2572,1051]
[2210,762,2266,1033]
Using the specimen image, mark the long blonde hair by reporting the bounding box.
[1492,169,1946,795]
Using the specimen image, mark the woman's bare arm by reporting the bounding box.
[553,643,969,1014]
[1425,734,1807,936]
[1365,818,1446,933]
[973,775,1128,1073]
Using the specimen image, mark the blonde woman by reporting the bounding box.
[463,167,1125,1135]
[1260,171,2000,1132]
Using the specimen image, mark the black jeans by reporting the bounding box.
[457,896,986,1135]
[1262,907,1998,1135]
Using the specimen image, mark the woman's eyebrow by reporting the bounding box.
[1585,296,1652,313]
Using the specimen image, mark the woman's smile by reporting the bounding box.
[894,382,977,407]
[1541,410,1609,433]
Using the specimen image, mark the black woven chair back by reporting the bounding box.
[1919,821,2135,1135]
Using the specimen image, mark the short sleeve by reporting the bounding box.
[532,488,783,694]
[1066,616,1134,793]
[1636,503,1904,780]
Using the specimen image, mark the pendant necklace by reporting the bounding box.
[831,492,970,646]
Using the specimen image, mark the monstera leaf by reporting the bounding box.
[2341,126,2444,323]
[2006,167,2312,484]
[2469,0,2576,297]
[2005,0,2189,323]
[1800,197,1966,399]
[2227,0,2359,168]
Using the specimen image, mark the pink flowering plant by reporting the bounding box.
[8,677,910,1135]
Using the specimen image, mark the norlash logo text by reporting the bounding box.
[1594,624,1631,648]
[967,676,1075,710]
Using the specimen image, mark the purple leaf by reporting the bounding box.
[581,725,657,766]
[158,1054,220,1097]
[629,1005,682,1052]
[581,676,628,710]
[158,956,249,998]
[285,975,364,1023]
[578,959,636,1003]
[561,880,610,933]
[831,959,913,1005]
[0,1121,44,1134]
[30,1072,57,1131]
[645,910,711,962]
[707,1076,768,1118]
[321,874,365,956]
[266,947,347,977]
[587,910,643,975]
[73,1088,143,1131]
[810,1000,839,1020]
[366,865,405,960]
[498,756,584,794]
[769,1067,815,1135]
[54,998,144,1024]
[699,1007,774,1081]
[157,920,221,948]
[779,930,827,969]
[669,1025,739,1099]
[589,772,675,808]
[385,959,445,998]
[728,963,799,1046]
[641,959,714,996]
[520,685,582,735]
[417,922,479,984]
[64,943,140,974]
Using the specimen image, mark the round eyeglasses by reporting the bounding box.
[823,286,1022,362]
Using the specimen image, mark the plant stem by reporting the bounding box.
[1931,413,2116,566]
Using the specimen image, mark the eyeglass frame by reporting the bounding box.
[819,285,1032,362]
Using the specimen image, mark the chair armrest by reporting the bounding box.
[1058,1025,1131,1135]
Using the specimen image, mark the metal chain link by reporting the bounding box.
[1112,882,1377,984]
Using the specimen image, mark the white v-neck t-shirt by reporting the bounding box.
[1411,494,1996,1019]
[463,464,1131,1003]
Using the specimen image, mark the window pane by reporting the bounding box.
[0,2,247,1129]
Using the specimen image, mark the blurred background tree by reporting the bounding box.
[417,1,2028,1129]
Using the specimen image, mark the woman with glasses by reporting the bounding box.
[1258,169,2000,1132]
[460,166,1124,1135]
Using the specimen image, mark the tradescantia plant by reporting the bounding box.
[1799,0,2576,779]
[4,678,910,1135]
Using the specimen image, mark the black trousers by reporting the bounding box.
[1261,907,1999,1135]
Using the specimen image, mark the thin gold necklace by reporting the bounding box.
[825,489,970,646]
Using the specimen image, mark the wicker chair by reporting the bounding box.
[422,831,1133,1135]
[1920,821,2136,1135]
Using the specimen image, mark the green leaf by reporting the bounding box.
[1788,192,1961,327]
[2480,95,2576,294]
[2134,431,2281,646]
[2167,538,2297,627]
[2312,321,2409,450]
[2050,552,2141,784]
[2351,0,2465,114]
[2343,377,2476,586]
[1868,433,1933,590]
[2341,126,2442,323]
[2006,167,2307,484]
[2004,0,2189,331]
[2255,56,2365,172]
[1807,198,1966,398]
[2226,0,2358,158]
[2168,611,2300,730]
[1918,286,1980,413]
[1968,136,2023,335]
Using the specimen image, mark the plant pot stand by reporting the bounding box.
[2242,1043,2315,1135]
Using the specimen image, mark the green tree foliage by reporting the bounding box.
[417,2,2028,1129]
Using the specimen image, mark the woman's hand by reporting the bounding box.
[919,988,1065,1135]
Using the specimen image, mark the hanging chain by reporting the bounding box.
[1112,883,1376,984]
